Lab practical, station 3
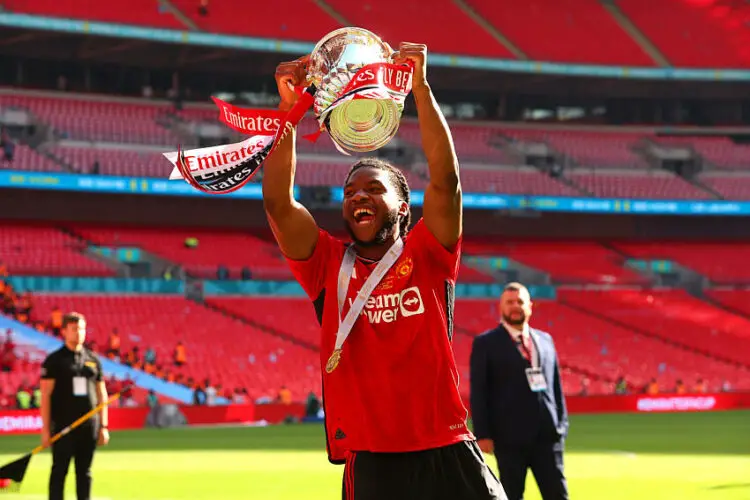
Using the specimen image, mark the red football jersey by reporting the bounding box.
[286,218,474,463]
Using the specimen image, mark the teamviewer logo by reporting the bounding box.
[399,287,424,317]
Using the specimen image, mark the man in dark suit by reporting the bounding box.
[469,282,569,500]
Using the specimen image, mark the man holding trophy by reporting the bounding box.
[262,30,506,500]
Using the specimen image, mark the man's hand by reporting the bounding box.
[98,428,110,446]
[477,438,494,454]
[392,42,428,92]
[41,428,51,448]
[274,56,309,112]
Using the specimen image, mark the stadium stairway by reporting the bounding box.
[599,0,670,66]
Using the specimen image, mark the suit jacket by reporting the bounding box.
[469,324,569,448]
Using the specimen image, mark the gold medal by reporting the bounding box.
[325,349,342,374]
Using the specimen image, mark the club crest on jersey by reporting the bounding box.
[396,257,413,279]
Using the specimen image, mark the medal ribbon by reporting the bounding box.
[327,238,404,371]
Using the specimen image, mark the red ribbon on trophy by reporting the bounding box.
[163,61,413,195]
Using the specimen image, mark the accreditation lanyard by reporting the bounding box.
[325,239,404,373]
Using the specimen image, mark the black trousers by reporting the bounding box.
[342,440,507,500]
[493,440,568,500]
[49,427,97,500]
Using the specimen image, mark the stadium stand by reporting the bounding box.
[322,0,513,58]
[0,225,115,277]
[618,0,750,68]
[172,0,340,42]
[0,143,62,173]
[466,0,655,65]
[3,0,185,29]
[462,240,647,285]
[612,241,750,284]
[706,289,750,317]
[72,226,293,281]
[27,294,321,400]
[700,174,750,200]
[656,136,750,170]
[559,288,750,366]
[1,94,179,145]
[567,170,712,199]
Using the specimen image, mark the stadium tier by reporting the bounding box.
[567,171,712,199]
[0,144,62,173]
[0,225,114,277]
[0,94,179,145]
[3,0,185,29]
[171,0,340,42]
[467,0,654,65]
[559,288,750,366]
[72,226,292,281]
[206,296,750,395]
[612,241,750,284]
[323,0,513,58]
[618,0,750,68]
[7,0,750,68]
[452,299,750,391]
[656,137,750,170]
[27,294,321,400]
[463,240,646,285]
[701,174,750,200]
[707,289,750,317]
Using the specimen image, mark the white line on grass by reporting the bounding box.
[608,450,638,459]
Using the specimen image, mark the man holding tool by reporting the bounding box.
[41,312,110,500]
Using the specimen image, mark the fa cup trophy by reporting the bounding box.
[164,27,413,194]
[306,27,413,154]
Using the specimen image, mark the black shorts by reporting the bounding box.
[342,440,507,500]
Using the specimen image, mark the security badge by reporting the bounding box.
[73,377,88,397]
[526,367,548,392]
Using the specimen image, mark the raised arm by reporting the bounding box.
[394,43,462,248]
[262,57,320,261]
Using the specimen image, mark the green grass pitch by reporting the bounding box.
[1,411,748,499]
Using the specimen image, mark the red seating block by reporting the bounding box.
[29,294,321,400]
[559,288,750,365]
[463,240,646,285]
[6,0,185,29]
[619,0,750,68]
[468,0,654,65]
[0,225,114,276]
[613,241,750,284]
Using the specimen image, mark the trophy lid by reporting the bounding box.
[307,27,392,87]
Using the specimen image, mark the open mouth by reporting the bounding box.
[353,207,376,225]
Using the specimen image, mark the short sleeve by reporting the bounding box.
[40,355,57,380]
[406,218,462,280]
[95,356,103,382]
[284,229,338,300]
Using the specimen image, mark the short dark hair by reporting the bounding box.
[345,158,411,236]
[61,312,85,329]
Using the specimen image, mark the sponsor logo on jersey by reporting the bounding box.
[349,286,425,324]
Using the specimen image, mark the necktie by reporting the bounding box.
[517,336,532,363]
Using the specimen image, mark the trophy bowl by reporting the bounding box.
[307,27,402,153]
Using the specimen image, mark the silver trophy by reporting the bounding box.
[307,27,403,153]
